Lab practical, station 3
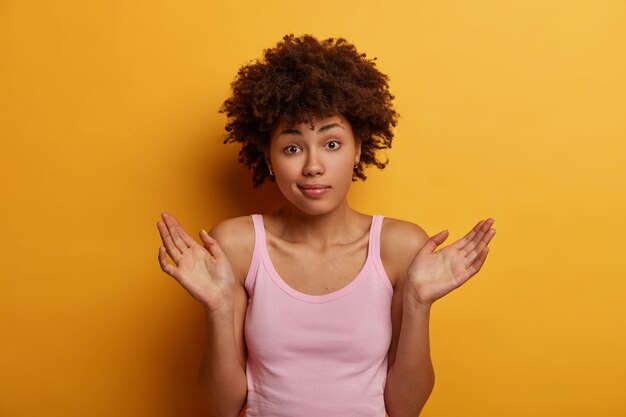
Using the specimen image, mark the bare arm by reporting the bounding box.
[383,218,496,417]
[383,220,434,417]
[384,297,435,417]
[198,300,247,417]
[157,212,248,417]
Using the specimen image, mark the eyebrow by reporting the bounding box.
[278,122,344,136]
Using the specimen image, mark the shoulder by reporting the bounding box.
[379,217,430,287]
[208,215,255,284]
[208,215,254,242]
[380,217,429,251]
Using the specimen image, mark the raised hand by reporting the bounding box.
[157,212,236,311]
[405,218,496,307]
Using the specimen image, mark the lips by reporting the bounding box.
[298,184,331,190]
[297,184,331,198]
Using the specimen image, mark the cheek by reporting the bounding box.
[334,153,357,175]
[272,161,301,195]
[273,159,299,179]
[326,159,356,191]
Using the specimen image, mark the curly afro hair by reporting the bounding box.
[220,34,398,188]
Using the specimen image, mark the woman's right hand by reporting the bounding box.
[157,212,236,312]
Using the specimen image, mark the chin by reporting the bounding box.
[278,183,350,215]
[284,197,338,216]
[292,203,333,216]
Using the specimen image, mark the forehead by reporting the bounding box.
[271,114,351,134]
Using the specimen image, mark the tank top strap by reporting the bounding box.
[369,215,394,296]
[244,214,265,292]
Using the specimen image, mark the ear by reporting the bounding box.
[263,146,272,167]
[354,138,362,164]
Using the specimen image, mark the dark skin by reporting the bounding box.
[157,116,496,417]
[157,212,495,417]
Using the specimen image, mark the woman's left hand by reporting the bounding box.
[405,218,496,307]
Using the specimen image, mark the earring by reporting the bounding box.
[268,166,274,176]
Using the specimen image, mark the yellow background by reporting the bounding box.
[1,0,625,416]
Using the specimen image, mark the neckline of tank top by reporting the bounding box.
[255,214,379,303]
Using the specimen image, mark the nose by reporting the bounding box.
[302,150,324,176]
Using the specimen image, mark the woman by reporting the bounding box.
[157,34,495,417]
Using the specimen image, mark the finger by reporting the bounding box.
[176,223,199,248]
[157,220,182,263]
[162,212,190,253]
[460,218,494,254]
[465,224,496,264]
[468,219,492,247]
[457,220,486,251]
[158,246,178,278]
[466,246,489,277]
[200,230,226,260]
[472,227,496,260]
[464,227,495,265]
[421,230,449,254]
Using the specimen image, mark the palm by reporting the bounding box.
[174,245,226,293]
[406,218,496,306]
[157,212,236,310]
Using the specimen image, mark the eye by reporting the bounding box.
[284,145,301,155]
[325,140,342,150]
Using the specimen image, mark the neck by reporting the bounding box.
[271,200,363,248]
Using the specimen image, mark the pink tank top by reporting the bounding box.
[243,214,393,417]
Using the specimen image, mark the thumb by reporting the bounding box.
[200,229,225,259]
[422,230,449,254]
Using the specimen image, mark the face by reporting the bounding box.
[267,114,361,215]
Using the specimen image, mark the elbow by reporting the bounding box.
[197,379,247,417]
[384,372,435,417]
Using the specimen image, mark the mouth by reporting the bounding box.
[297,184,331,198]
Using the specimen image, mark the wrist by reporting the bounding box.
[403,293,433,314]
[202,295,235,316]
[403,283,433,308]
